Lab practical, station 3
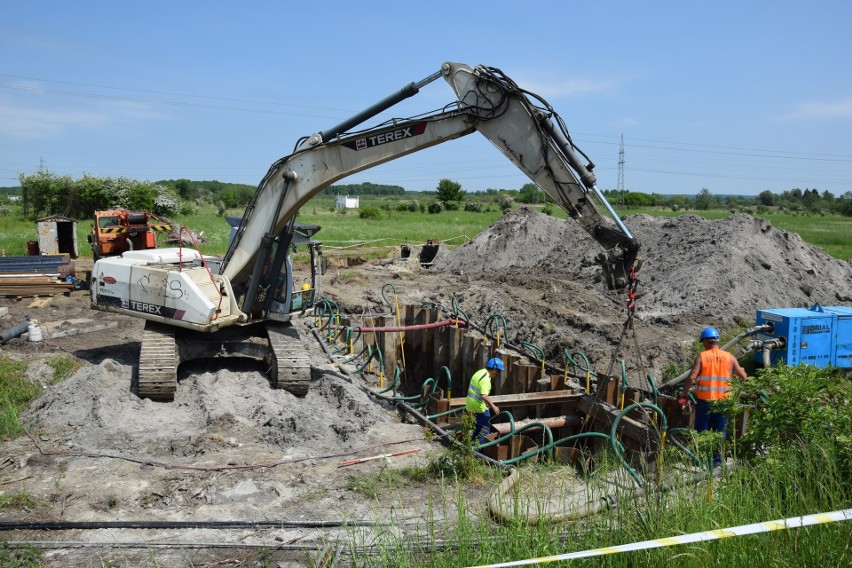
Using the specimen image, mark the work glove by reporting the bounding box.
[677,396,690,415]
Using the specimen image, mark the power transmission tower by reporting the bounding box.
[617,134,625,191]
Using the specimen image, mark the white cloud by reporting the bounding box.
[779,97,852,120]
[516,76,626,100]
[0,90,165,140]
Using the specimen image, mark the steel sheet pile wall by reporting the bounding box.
[336,304,680,462]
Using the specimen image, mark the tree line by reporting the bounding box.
[603,187,852,216]
[12,168,852,220]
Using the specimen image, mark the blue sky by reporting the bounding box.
[2,1,850,197]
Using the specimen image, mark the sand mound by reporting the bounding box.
[23,357,403,458]
[432,208,852,319]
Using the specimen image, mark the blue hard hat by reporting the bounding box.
[699,327,720,341]
[486,357,505,371]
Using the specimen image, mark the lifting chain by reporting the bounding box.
[607,262,646,378]
[626,264,638,318]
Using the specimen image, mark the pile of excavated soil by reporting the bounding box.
[23,355,406,459]
[432,208,852,320]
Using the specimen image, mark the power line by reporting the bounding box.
[0,82,341,120]
[0,73,354,114]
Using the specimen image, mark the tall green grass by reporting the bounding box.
[341,364,851,566]
[0,357,37,439]
[341,439,850,567]
[0,355,80,439]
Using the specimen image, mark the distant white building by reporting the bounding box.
[336,195,360,209]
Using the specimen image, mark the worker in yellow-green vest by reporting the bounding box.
[682,326,748,467]
[466,357,504,444]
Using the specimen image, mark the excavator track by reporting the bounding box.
[266,323,313,396]
[138,321,178,401]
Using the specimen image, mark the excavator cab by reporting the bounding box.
[267,223,324,319]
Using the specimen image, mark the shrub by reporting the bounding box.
[464,202,482,212]
[498,195,514,210]
[396,199,420,212]
[427,201,443,214]
[359,206,383,220]
[720,364,852,476]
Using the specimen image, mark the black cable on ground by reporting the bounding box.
[0,519,374,531]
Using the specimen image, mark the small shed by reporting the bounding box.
[335,195,360,209]
[36,215,79,258]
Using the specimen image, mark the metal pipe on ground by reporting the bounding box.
[1,321,29,344]
[491,415,582,435]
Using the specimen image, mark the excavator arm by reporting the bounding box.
[223,62,640,320]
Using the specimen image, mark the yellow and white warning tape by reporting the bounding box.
[468,508,852,567]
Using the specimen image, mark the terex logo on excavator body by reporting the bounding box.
[130,301,162,315]
[345,121,428,151]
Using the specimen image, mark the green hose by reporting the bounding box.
[421,300,447,312]
[478,420,555,464]
[427,406,465,421]
[392,378,435,408]
[668,428,703,466]
[484,314,509,347]
[436,366,452,399]
[339,343,371,365]
[375,366,402,396]
[609,402,668,487]
[520,341,544,361]
[381,283,398,312]
[352,345,375,373]
[646,373,660,405]
[563,349,591,376]
[313,299,339,331]
[450,295,469,324]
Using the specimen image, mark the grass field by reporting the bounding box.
[2,200,851,261]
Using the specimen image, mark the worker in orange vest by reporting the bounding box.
[681,326,748,467]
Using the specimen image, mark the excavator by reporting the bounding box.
[90,62,641,401]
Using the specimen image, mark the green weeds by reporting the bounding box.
[0,357,38,439]
[0,542,43,568]
[342,365,852,566]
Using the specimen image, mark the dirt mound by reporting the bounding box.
[23,356,402,458]
[432,208,852,320]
